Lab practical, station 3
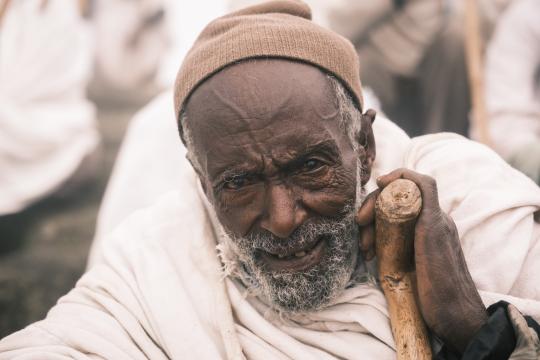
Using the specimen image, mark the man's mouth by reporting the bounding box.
[258,235,327,272]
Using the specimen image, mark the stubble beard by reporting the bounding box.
[225,203,360,314]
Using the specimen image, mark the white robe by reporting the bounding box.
[482,0,540,160]
[1,97,539,358]
[0,0,98,215]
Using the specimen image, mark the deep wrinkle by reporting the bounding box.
[211,139,342,189]
[185,61,345,176]
[185,60,365,237]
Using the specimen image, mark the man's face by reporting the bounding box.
[185,59,370,312]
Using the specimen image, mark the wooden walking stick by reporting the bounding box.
[0,0,11,26]
[464,0,492,147]
[375,179,431,359]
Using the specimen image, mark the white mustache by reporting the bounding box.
[233,203,356,258]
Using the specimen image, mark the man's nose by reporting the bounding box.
[259,183,308,238]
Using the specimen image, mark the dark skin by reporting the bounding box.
[358,170,488,353]
[184,59,487,354]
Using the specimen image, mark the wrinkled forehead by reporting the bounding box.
[183,59,340,136]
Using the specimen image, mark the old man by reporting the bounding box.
[1,1,540,359]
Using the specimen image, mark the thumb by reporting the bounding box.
[356,189,379,226]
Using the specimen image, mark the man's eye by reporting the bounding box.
[223,175,250,190]
[302,158,324,172]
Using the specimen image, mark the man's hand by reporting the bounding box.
[356,168,488,353]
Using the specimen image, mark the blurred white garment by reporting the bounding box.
[328,0,512,79]
[0,0,98,215]
[156,0,227,87]
[93,0,169,91]
[483,0,540,175]
[328,0,444,78]
[229,0,330,28]
[2,106,540,358]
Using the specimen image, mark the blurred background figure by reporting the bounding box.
[156,0,229,88]
[483,0,540,185]
[91,0,169,100]
[0,0,99,252]
[327,0,513,137]
[91,0,224,101]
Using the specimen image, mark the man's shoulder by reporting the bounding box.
[405,132,540,212]
[405,132,533,186]
[407,132,507,170]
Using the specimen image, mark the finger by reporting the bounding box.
[359,224,375,260]
[364,109,377,124]
[376,168,440,212]
[356,189,379,226]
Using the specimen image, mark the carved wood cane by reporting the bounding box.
[375,179,431,359]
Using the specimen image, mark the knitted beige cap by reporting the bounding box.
[173,0,363,121]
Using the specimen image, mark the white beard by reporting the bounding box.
[219,189,366,314]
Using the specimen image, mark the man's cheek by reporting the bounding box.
[214,182,263,207]
[301,192,353,217]
[300,175,356,216]
[215,193,265,236]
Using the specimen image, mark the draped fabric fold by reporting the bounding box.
[1,116,539,359]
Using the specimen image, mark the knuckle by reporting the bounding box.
[418,173,435,188]
[420,175,438,198]
[396,167,408,176]
[425,175,436,188]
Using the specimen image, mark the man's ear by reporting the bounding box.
[356,109,376,185]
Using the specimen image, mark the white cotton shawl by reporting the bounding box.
[1,116,540,359]
[0,0,98,215]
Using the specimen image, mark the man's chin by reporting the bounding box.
[227,204,359,313]
[260,263,353,314]
[256,247,357,314]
